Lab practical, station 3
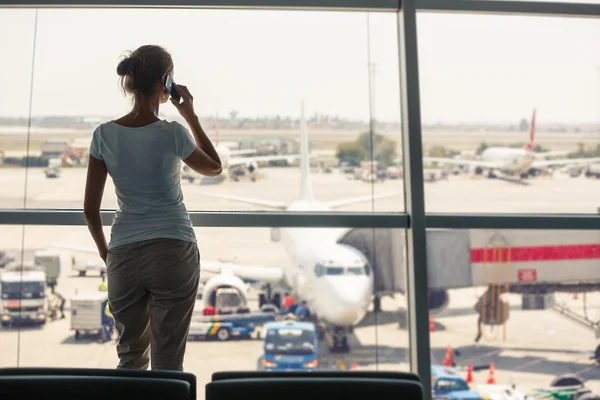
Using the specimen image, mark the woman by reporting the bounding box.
[83,44,222,371]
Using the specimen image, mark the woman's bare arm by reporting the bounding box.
[170,84,222,177]
[182,115,223,177]
[186,115,221,166]
[83,155,109,263]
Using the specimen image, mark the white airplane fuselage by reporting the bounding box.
[481,147,535,173]
[278,199,374,328]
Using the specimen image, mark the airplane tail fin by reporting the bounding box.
[299,101,314,201]
[524,108,536,151]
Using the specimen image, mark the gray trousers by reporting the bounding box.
[106,238,200,371]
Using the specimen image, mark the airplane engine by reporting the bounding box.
[428,289,450,315]
[202,274,248,308]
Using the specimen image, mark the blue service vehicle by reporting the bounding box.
[431,365,484,400]
[188,311,286,341]
[261,321,319,371]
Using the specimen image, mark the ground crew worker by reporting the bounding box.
[54,291,66,319]
[283,296,295,312]
[294,301,309,321]
[98,276,108,292]
[474,286,507,343]
[248,162,256,181]
[101,300,115,342]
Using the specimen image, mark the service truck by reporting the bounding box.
[261,321,319,372]
[584,164,600,179]
[431,365,484,400]
[188,287,284,341]
[528,374,599,400]
[72,257,106,277]
[45,158,62,179]
[0,250,14,268]
[0,267,53,326]
[188,309,284,341]
[33,250,61,290]
[71,291,111,341]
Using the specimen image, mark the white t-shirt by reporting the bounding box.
[89,119,197,249]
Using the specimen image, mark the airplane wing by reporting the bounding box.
[228,154,300,168]
[325,191,401,210]
[532,157,600,169]
[423,157,502,169]
[228,149,257,156]
[534,151,571,159]
[201,192,288,210]
[52,243,286,285]
[52,244,98,254]
[201,260,284,285]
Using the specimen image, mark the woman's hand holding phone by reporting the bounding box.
[171,84,196,122]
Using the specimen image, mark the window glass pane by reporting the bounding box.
[0,9,36,209]
[426,228,600,395]
[0,224,23,367]
[0,9,404,213]
[483,0,600,3]
[418,13,600,214]
[3,225,408,395]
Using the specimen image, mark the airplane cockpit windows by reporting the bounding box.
[314,263,370,277]
[314,263,325,277]
[364,262,371,276]
[326,267,345,275]
[347,267,364,275]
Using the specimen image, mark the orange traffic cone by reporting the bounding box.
[573,293,579,300]
[465,363,473,383]
[351,362,358,370]
[486,362,496,384]
[443,345,455,367]
[429,315,435,333]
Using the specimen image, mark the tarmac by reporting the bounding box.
[0,165,599,397]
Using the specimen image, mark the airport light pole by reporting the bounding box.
[597,67,600,129]
[366,14,380,176]
[366,14,375,149]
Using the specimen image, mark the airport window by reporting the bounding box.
[417,12,600,214]
[426,228,600,395]
[1,225,408,379]
[1,2,600,400]
[0,8,404,214]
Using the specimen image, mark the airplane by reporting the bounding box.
[181,113,299,184]
[54,102,401,353]
[424,109,600,180]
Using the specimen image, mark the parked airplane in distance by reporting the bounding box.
[424,109,600,180]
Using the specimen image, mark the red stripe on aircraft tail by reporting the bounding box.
[470,244,600,263]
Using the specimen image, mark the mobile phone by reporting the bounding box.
[164,74,181,102]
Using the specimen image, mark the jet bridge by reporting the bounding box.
[339,228,600,296]
[337,228,474,294]
[337,228,406,296]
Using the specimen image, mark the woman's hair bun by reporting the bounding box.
[117,57,132,77]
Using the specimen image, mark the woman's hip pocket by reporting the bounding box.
[141,240,200,287]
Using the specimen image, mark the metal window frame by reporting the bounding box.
[398,0,431,393]
[2,0,600,17]
[0,209,409,228]
[0,0,400,9]
[2,2,600,398]
[2,209,599,230]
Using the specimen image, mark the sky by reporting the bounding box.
[0,8,599,124]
